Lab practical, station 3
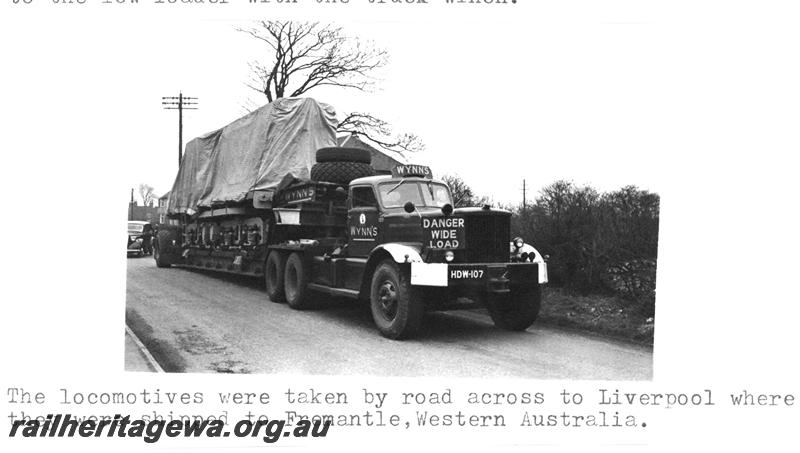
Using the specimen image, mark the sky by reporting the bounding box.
[0,4,682,207]
[2,1,798,209]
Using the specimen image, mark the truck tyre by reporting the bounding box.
[486,285,542,331]
[310,161,375,185]
[284,252,315,310]
[153,244,171,268]
[316,147,371,164]
[369,260,424,340]
[265,251,286,303]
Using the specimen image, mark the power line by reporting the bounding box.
[162,92,198,166]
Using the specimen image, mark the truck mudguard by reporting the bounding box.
[518,243,549,284]
[375,243,423,264]
[359,243,425,298]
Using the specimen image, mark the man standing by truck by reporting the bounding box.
[142,225,153,255]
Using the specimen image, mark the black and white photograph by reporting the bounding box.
[121,19,658,379]
[2,2,799,452]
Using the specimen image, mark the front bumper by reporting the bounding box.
[410,261,547,290]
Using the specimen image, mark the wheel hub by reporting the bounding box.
[378,281,398,321]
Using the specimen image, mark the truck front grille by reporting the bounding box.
[463,214,510,263]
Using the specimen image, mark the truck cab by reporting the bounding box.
[346,174,453,256]
[265,164,548,339]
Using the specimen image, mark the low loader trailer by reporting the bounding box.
[154,98,547,339]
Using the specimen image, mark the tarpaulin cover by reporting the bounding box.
[167,98,337,215]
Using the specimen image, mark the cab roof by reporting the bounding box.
[350,175,441,186]
[350,175,392,186]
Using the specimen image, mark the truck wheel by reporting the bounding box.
[316,147,371,164]
[284,253,315,310]
[153,245,171,268]
[265,251,286,303]
[486,285,542,331]
[310,161,375,185]
[369,260,423,340]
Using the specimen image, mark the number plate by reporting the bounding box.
[448,266,486,282]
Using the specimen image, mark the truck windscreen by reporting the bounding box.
[378,181,452,208]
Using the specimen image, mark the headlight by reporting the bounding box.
[513,237,524,249]
[445,251,455,262]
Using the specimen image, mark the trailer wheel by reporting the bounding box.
[316,146,371,164]
[284,252,314,310]
[310,161,375,185]
[265,251,286,303]
[153,244,171,268]
[486,285,542,331]
[369,260,423,340]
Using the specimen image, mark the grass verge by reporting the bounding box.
[539,287,654,345]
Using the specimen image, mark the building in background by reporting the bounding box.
[157,192,170,224]
[128,188,159,223]
[337,133,403,174]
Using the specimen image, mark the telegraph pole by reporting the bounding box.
[162,92,198,166]
[522,179,527,210]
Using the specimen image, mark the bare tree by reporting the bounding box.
[337,112,425,154]
[239,21,388,102]
[239,21,423,155]
[138,184,155,207]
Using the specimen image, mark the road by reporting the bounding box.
[125,257,653,379]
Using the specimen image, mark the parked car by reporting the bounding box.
[127,221,153,257]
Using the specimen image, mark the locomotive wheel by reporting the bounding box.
[284,252,315,310]
[316,146,371,164]
[265,251,286,303]
[310,161,375,185]
[369,260,424,340]
[486,285,542,331]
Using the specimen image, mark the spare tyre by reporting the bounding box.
[316,147,371,164]
[311,161,375,185]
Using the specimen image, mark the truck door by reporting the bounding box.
[347,185,381,257]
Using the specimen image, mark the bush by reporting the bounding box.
[511,181,659,313]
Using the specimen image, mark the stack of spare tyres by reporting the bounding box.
[310,146,376,185]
